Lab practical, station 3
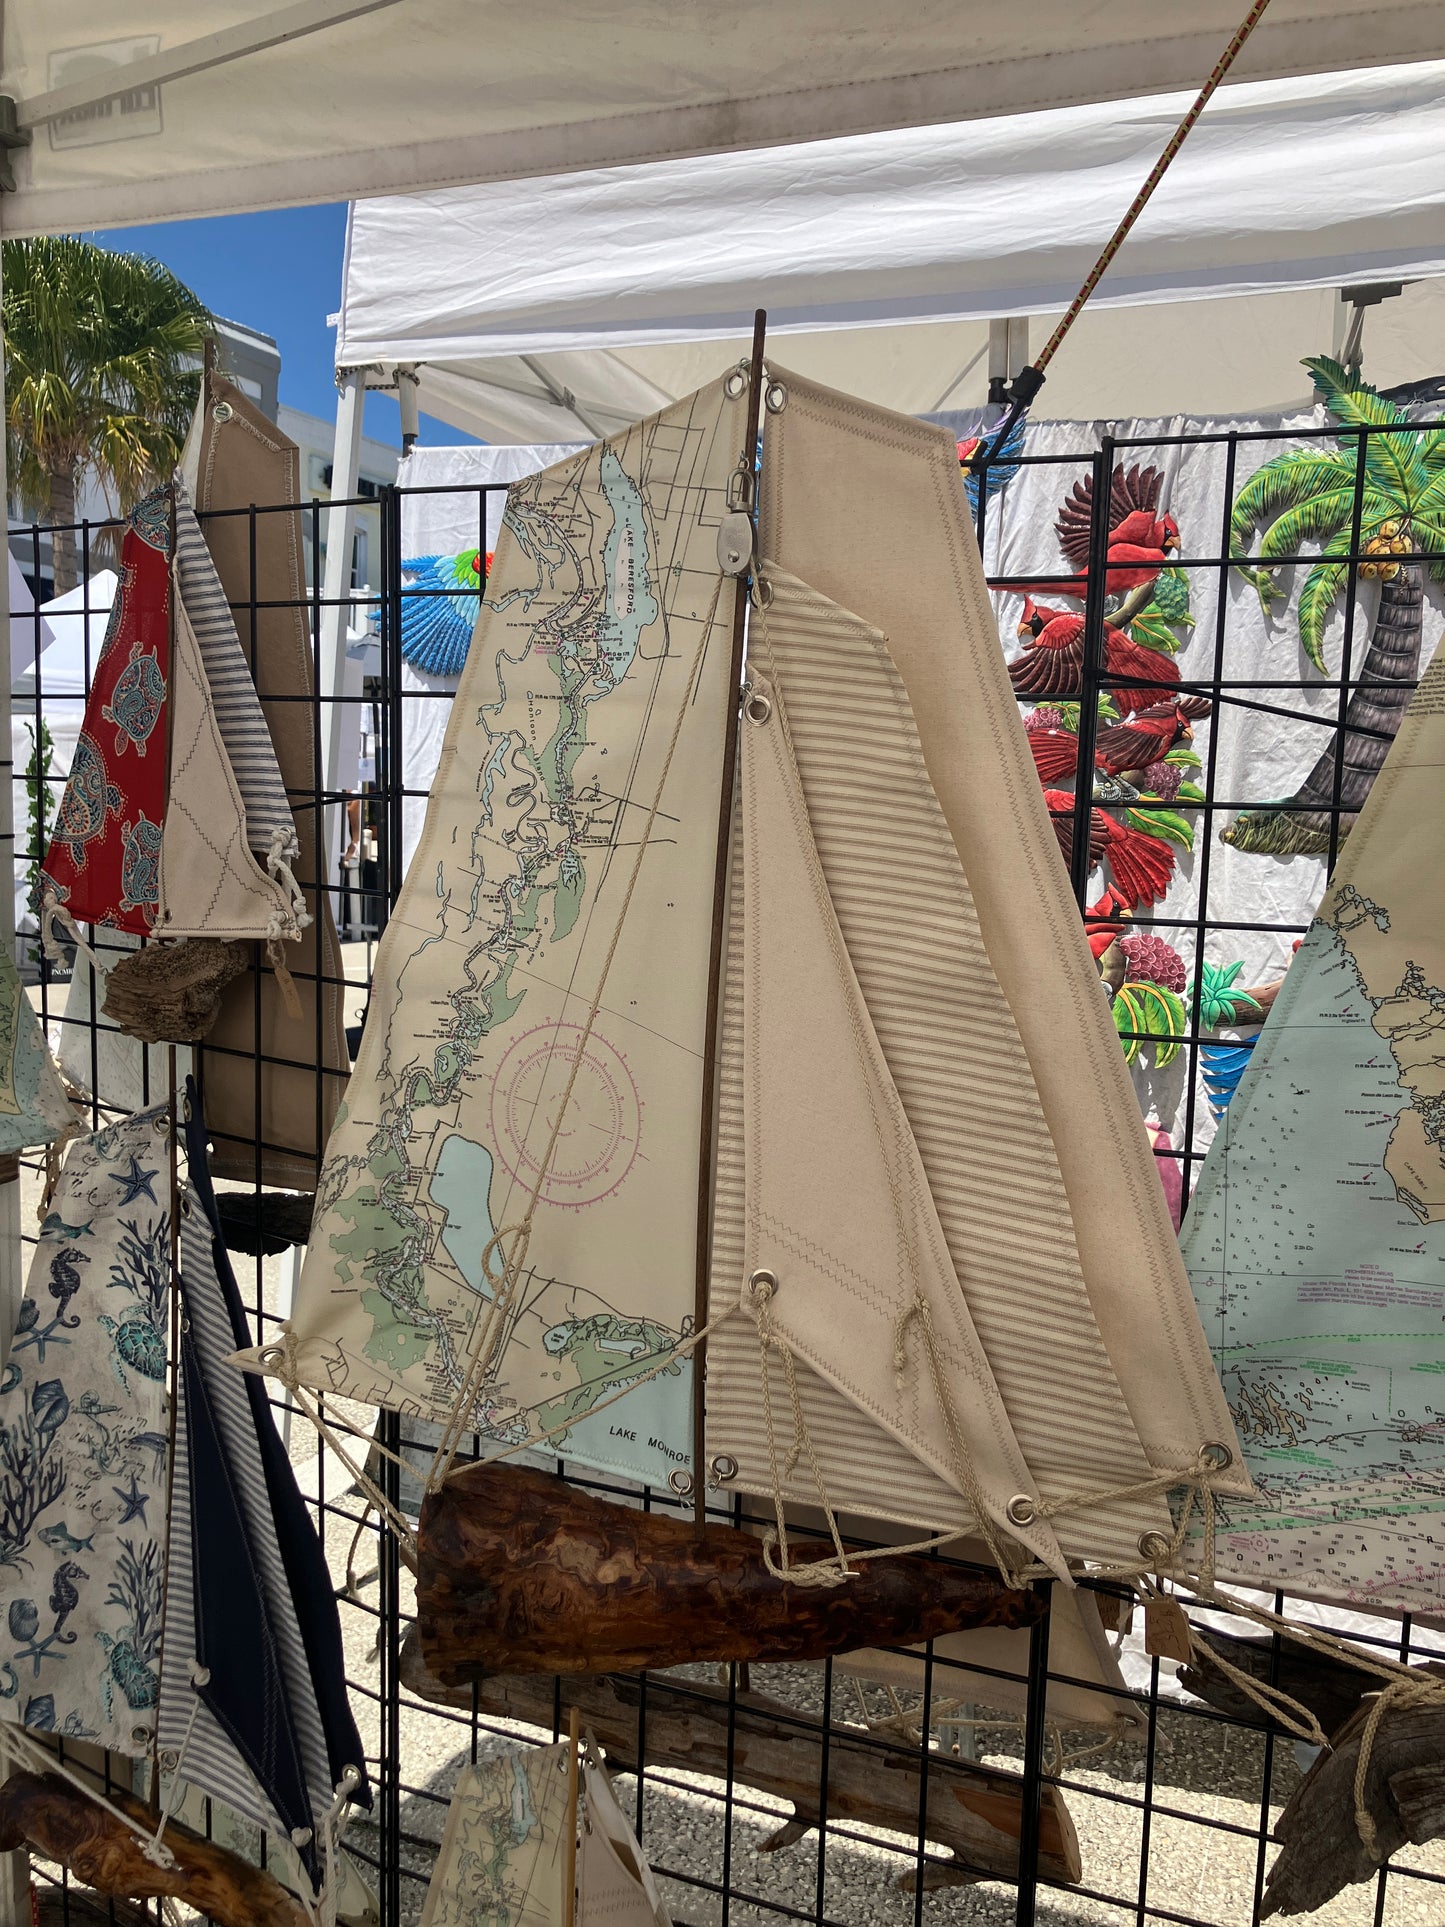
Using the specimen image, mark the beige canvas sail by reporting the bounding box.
[578,1757,672,1927]
[157,596,302,942]
[705,571,1177,1572]
[751,368,1248,1505]
[259,382,744,1492]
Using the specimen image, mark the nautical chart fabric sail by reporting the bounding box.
[0,1108,170,1750]
[703,369,1248,1558]
[420,1746,569,1927]
[1182,649,1445,1611]
[157,1083,367,1885]
[264,382,743,1488]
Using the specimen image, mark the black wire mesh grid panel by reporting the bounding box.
[8,407,1445,1927]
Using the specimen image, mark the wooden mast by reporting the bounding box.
[692,309,767,1533]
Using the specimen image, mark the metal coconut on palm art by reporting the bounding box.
[1224,355,1445,857]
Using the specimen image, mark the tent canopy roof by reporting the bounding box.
[3,0,1440,236]
[336,60,1445,441]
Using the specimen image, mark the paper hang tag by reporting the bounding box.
[1144,1595,1194,1663]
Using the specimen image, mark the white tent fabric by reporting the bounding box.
[4,2,1439,237]
[5,555,52,683]
[335,62,1445,441]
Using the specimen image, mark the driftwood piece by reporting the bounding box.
[0,1770,309,1927]
[400,1627,1081,1891]
[1178,1630,1381,1735]
[419,1463,1041,1679]
[1264,1695,1445,1915]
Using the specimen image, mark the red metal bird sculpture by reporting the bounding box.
[1008,596,1181,713]
[1043,790,1177,909]
[1029,696,1211,786]
[1017,464,1180,601]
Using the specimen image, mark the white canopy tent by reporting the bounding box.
[336,59,1445,438]
[2,0,1439,238]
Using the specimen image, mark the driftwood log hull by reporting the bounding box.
[400,1628,1082,1891]
[418,1463,1041,1679]
[1264,1689,1445,1915]
[0,1771,308,1927]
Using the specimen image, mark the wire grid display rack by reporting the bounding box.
[9,407,1445,1927]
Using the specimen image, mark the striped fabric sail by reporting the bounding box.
[157,1084,367,1887]
[172,494,297,868]
[747,369,1247,1515]
[706,571,1171,1570]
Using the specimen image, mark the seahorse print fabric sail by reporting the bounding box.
[40,494,172,935]
[265,382,742,1489]
[0,1108,169,1750]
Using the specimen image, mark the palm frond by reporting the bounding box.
[1231,451,1359,554]
[3,236,212,535]
[1297,555,1350,672]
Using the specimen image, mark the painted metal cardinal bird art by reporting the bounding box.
[1029,696,1212,790]
[1009,598,1182,712]
[1044,789,1178,908]
[1018,465,1180,601]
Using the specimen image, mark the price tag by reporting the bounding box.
[1144,1595,1193,1663]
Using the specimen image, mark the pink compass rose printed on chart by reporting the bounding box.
[488,1022,642,1210]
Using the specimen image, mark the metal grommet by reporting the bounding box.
[153,1114,170,1135]
[1138,1530,1173,1563]
[764,380,788,415]
[179,1195,191,1219]
[747,1267,778,1301]
[668,1469,694,1497]
[158,1749,179,1772]
[751,573,774,609]
[744,688,772,726]
[709,1454,739,1484]
[259,1345,286,1370]
[132,1725,152,1745]
[1006,1494,1036,1528]
[212,401,233,424]
[724,366,748,400]
[1200,1440,1234,1471]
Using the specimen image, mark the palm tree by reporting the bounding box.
[4,236,213,593]
[1223,354,1445,856]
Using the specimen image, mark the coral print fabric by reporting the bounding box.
[39,489,172,934]
[0,1107,169,1751]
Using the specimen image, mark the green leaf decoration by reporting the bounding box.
[1152,565,1194,626]
[1188,958,1263,1030]
[1113,982,1188,1068]
[1255,489,1398,568]
[1297,553,1349,672]
[1176,781,1207,803]
[1128,608,1183,657]
[1163,746,1202,768]
[1124,806,1194,850]
[1231,450,1359,556]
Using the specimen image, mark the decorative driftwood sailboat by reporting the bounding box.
[246,328,1248,1688]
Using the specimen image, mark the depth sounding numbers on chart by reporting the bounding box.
[489,1022,642,1209]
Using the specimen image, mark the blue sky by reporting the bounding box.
[89,203,470,448]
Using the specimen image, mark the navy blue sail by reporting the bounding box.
[159,1080,368,1891]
